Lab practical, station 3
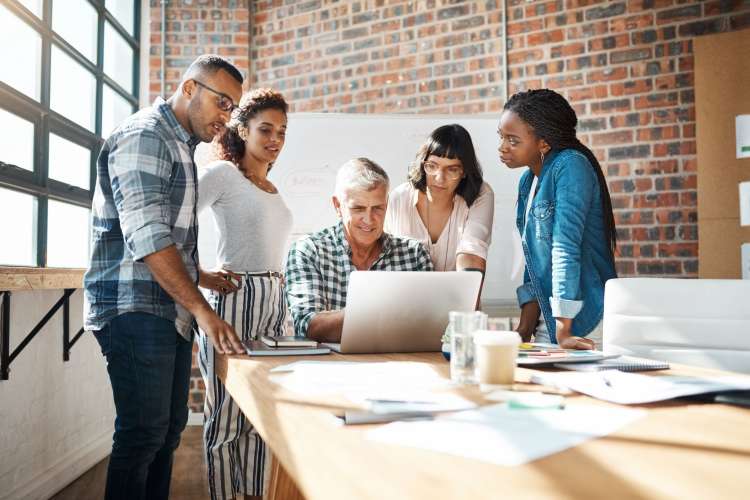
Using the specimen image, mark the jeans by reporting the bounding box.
[94,312,192,500]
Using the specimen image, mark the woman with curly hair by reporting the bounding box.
[196,88,292,500]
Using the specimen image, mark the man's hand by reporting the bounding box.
[555,317,595,350]
[195,309,245,355]
[199,268,241,295]
[516,301,540,342]
[143,245,244,354]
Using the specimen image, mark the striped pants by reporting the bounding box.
[197,273,287,500]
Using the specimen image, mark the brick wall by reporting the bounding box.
[148,0,750,412]
[147,0,251,103]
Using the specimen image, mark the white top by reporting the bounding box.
[524,175,547,334]
[198,160,293,273]
[385,181,494,271]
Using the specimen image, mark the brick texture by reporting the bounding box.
[148,0,750,412]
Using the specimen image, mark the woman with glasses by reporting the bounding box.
[385,124,494,281]
[196,88,292,500]
[499,89,617,350]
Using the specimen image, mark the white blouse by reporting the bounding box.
[385,182,494,271]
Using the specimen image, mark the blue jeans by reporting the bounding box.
[94,312,192,500]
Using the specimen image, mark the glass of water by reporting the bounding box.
[449,311,487,384]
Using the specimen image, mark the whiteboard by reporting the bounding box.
[197,113,524,303]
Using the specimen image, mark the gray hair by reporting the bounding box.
[334,157,389,198]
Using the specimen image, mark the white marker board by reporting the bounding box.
[197,113,524,304]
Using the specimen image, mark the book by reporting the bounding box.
[243,340,330,356]
[553,355,670,372]
[260,335,318,348]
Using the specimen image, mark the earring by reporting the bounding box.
[540,150,545,166]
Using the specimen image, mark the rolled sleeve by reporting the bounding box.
[516,282,536,307]
[285,240,328,336]
[456,183,494,260]
[109,129,175,261]
[549,297,583,318]
[550,153,596,314]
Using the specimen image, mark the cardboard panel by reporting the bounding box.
[695,29,750,278]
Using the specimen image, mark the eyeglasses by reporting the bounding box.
[422,161,464,181]
[192,79,237,112]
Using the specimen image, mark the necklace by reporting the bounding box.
[244,171,277,194]
[424,192,452,271]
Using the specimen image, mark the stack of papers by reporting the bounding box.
[517,343,619,365]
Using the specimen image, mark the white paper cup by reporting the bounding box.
[473,330,521,386]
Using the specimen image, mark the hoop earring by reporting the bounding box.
[540,150,545,166]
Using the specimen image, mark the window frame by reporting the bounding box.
[0,0,141,270]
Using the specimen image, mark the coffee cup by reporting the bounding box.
[473,330,521,387]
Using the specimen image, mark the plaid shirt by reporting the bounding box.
[84,98,200,339]
[285,221,434,336]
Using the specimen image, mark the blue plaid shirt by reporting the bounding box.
[285,221,434,336]
[84,98,200,339]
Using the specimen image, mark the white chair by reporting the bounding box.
[603,278,750,374]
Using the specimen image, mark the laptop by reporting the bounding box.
[322,271,482,354]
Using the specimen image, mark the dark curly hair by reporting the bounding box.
[408,124,484,206]
[503,88,617,258]
[215,88,288,168]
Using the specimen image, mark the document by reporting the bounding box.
[367,403,644,466]
[530,371,750,405]
[269,361,454,398]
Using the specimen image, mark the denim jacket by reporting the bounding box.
[515,149,617,342]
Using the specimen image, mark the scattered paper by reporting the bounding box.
[367,403,644,466]
[269,361,454,400]
[530,371,750,405]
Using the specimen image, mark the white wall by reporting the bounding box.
[0,290,114,500]
[197,113,524,306]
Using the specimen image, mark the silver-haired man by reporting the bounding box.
[285,157,434,342]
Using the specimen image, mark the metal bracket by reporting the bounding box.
[0,288,84,381]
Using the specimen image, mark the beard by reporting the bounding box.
[186,98,212,143]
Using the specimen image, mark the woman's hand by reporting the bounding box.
[199,269,242,295]
[555,317,595,350]
[516,301,540,342]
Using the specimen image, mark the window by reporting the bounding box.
[0,0,140,268]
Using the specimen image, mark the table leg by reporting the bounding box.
[267,452,305,500]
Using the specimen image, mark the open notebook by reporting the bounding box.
[554,355,670,372]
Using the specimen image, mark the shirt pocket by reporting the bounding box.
[530,200,555,241]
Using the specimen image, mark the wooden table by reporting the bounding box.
[216,352,750,500]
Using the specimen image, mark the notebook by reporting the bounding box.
[243,340,331,356]
[553,355,670,372]
[261,335,318,348]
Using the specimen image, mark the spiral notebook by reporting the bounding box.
[554,355,670,372]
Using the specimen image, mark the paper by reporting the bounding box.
[737,114,750,159]
[740,182,750,226]
[269,361,454,399]
[530,371,750,405]
[742,243,750,279]
[367,403,644,466]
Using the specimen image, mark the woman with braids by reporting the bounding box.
[196,88,292,500]
[499,89,617,349]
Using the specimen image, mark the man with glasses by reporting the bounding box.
[84,54,245,500]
